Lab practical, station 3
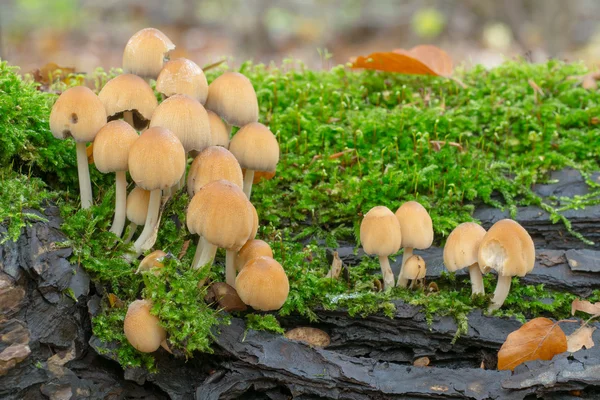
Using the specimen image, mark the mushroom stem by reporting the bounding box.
[378,256,395,289]
[243,169,255,199]
[133,189,162,254]
[468,263,485,296]
[225,250,237,287]
[109,171,127,237]
[76,142,94,209]
[123,111,135,128]
[396,247,413,288]
[488,275,512,312]
[192,236,207,266]
[193,240,217,270]
[123,223,137,243]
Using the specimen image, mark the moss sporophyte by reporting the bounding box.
[2,58,600,369]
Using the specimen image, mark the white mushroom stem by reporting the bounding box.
[469,263,485,296]
[396,247,413,288]
[488,275,512,312]
[243,169,255,199]
[378,256,395,289]
[109,171,127,237]
[193,238,217,270]
[76,142,93,209]
[123,111,135,128]
[226,250,237,287]
[133,189,162,254]
[192,236,207,266]
[123,223,137,243]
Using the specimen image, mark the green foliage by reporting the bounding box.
[245,314,285,334]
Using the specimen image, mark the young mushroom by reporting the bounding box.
[93,121,138,236]
[187,146,243,197]
[98,74,158,129]
[395,201,433,288]
[206,110,230,148]
[403,255,426,289]
[124,187,151,243]
[478,219,535,312]
[136,250,167,275]
[235,239,273,272]
[205,71,259,129]
[124,299,166,353]
[123,28,175,81]
[50,86,107,209]
[128,127,186,255]
[359,206,402,289]
[156,58,208,104]
[443,222,487,296]
[235,256,289,311]
[228,122,279,198]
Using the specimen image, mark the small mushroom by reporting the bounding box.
[205,71,259,128]
[443,222,487,296]
[156,58,208,104]
[123,299,166,353]
[235,239,273,272]
[206,110,230,148]
[402,255,426,289]
[186,146,243,197]
[122,28,175,81]
[235,256,289,311]
[229,122,279,199]
[478,219,535,311]
[359,206,402,289]
[136,250,167,275]
[395,201,433,288]
[50,86,107,209]
[93,121,138,236]
[205,282,247,312]
[124,187,151,243]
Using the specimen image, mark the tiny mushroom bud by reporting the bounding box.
[156,58,208,104]
[443,222,487,296]
[137,250,167,275]
[123,299,166,353]
[478,219,535,312]
[235,256,289,311]
[229,122,279,199]
[206,110,230,148]
[98,74,158,129]
[395,201,433,288]
[235,239,273,272]
[125,187,151,243]
[187,146,243,197]
[50,86,107,209]
[403,255,426,289]
[360,206,402,289]
[205,71,259,127]
[93,121,138,237]
[123,28,175,80]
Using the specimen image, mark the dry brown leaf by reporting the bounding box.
[202,58,227,72]
[567,325,596,353]
[497,317,567,371]
[285,327,330,348]
[413,356,430,367]
[325,251,343,279]
[242,169,276,184]
[571,300,600,316]
[31,62,79,89]
[351,45,453,77]
[107,293,124,309]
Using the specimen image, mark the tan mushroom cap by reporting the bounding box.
[229,123,279,172]
[138,250,167,275]
[205,72,259,127]
[235,239,273,272]
[403,255,426,280]
[395,201,433,250]
[187,146,243,196]
[443,222,487,272]
[149,94,211,153]
[156,58,208,104]
[360,206,402,256]
[123,299,166,353]
[50,86,107,142]
[186,180,254,251]
[248,201,259,240]
[235,256,289,311]
[93,121,138,173]
[98,74,158,129]
[128,127,186,191]
[478,219,535,277]
[126,187,151,225]
[123,28,175,80]
[207,110,230,147]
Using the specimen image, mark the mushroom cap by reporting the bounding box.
[235,239,273,272]
[229,122,279,172]
[93,121,138,173]
[205,72,258,127]
[187,146,243,196]
[123,299,166,353]
[186,180,254,251]
[98,74,158,129]
[395,201,434,250]
[206,110,230,147]
[49,86,107,142]
[149,94,211,153]
[126,187,151,225]
[478,219,535,277]
[360,206,402,256]
[248,201,259,240]
[128,127,186,191]
[156,58,208,104]
[138,250,167,275]
[403,255,426,280]
[235,256,289,311]
[443,222,487,272]
[122,28,175,79]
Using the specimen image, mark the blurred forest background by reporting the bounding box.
[1,0,600,73]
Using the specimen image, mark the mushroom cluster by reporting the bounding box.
[49,27,289,354]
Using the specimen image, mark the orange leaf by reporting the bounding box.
[351,45,452,77]
[497,317,567,371]
[86,143,94,164]
[571,299,600,316]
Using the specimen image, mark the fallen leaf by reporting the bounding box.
[571,300,600,316]
[352,45,452,77]
[107,293,124,309]
[567,325,596,353]
[31,62,79,90]
[86,143,94,164]
[325,251,343,279]
[242,169,276,184]
[285,327,330,347]
[497,317,567,371]
[413,356,430,367]
[204,282,247,312]
[178,240,190,260]
[202,58,227,72]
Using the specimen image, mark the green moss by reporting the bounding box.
[245,314,285,334]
